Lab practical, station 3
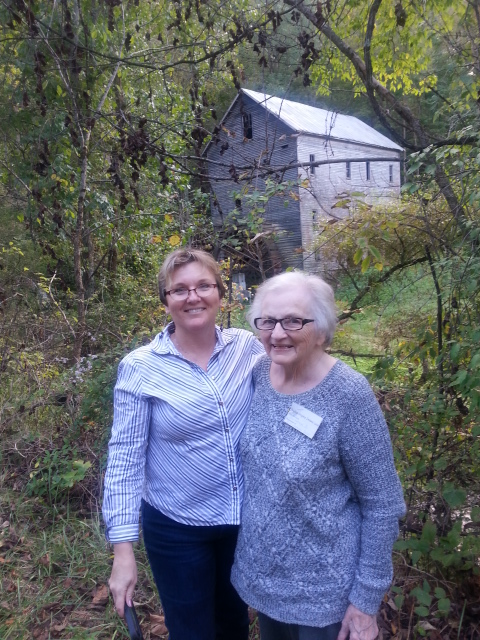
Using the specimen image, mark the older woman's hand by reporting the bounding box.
[337,604,378,640]
[109,542,138,618]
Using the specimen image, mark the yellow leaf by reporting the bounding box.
[150,235,163,244]
[169,234,181,247]
[164,214,173,223]
[374,262,383,271]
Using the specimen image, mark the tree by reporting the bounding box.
[0,0,266,360]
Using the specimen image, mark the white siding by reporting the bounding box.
[296,135,402,271]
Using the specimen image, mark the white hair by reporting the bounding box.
[247,272,337,347]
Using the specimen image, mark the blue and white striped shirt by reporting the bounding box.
[102,324,264,543]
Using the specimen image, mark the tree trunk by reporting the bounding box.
[73,136,91,362]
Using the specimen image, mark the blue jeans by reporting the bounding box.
[258,612,342,640]
[141,500,249,640]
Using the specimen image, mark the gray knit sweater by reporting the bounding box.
[231,356,406,627]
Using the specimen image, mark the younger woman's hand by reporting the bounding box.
[109,542,138,619]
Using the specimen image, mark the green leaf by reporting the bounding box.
[411,550,422,565]
[394,594,405,609]
[421,520,436,545]
[437,598,450,614]
[361,255,371,272]
[434,587,446,599]
[411,586,432,607]
[332,198,351,208]
[433,457,447,470]
[450,343,460,360]
[452,369,467,386]
[414,606,430,617]
[470,353,480,369]
[353,248,363,264]
[394,539,411,551]
[442,486,467,508]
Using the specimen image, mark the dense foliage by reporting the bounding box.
[1,1,479,638]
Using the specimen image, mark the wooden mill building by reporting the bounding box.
[203,89,403,283]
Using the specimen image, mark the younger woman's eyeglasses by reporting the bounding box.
[165,283,218,301]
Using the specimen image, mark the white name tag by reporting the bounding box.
[283,402,323,439]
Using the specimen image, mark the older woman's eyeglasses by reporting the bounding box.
[254,317,314,331]
[165,283,218,300]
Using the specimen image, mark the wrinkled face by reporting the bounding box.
[258,287,324,369]
[164,262,221,334]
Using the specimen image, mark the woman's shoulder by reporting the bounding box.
[118,333,165,367]
[252,354,271,380]
[329,359,370,387]
[221,327,264,353]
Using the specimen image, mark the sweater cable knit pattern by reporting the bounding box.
[231,356,406,628]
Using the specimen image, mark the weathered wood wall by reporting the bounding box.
[206,93,304,275]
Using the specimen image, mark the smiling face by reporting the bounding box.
[164,262,221,336]
[258,287,325,371]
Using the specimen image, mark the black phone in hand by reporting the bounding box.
[124,603,143,640]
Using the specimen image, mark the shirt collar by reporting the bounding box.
[150,322,234,356]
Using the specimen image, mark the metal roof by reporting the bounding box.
[242,89,403,151]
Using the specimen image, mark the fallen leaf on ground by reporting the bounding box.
[69,609,92,622]
[32,626,49,640]
[150,613,165,624]
[51,618,68,632]
[91,583,109,605]
[151,621,169,636]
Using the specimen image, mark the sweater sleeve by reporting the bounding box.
[339,376,406,614]
[102,356,151,543]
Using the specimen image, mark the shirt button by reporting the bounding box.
[229,457,234,462]
[233,486,237,491]
[224,427,229,432]
[219,401,224,406]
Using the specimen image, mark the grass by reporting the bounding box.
[0,484,160,639]
[332,263,438,375]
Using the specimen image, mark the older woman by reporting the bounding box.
[231,272,406,640]
[103,248,264,640]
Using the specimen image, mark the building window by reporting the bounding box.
[315,248,321,262]
[346,161,351,179]
[312,209,317,221]
[242,113,252,140]
[389,164,393,182]
[310,154,315,175]
[366,161,371,180]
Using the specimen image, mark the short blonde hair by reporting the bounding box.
[158,248,226,304]
[247,271,337,346]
